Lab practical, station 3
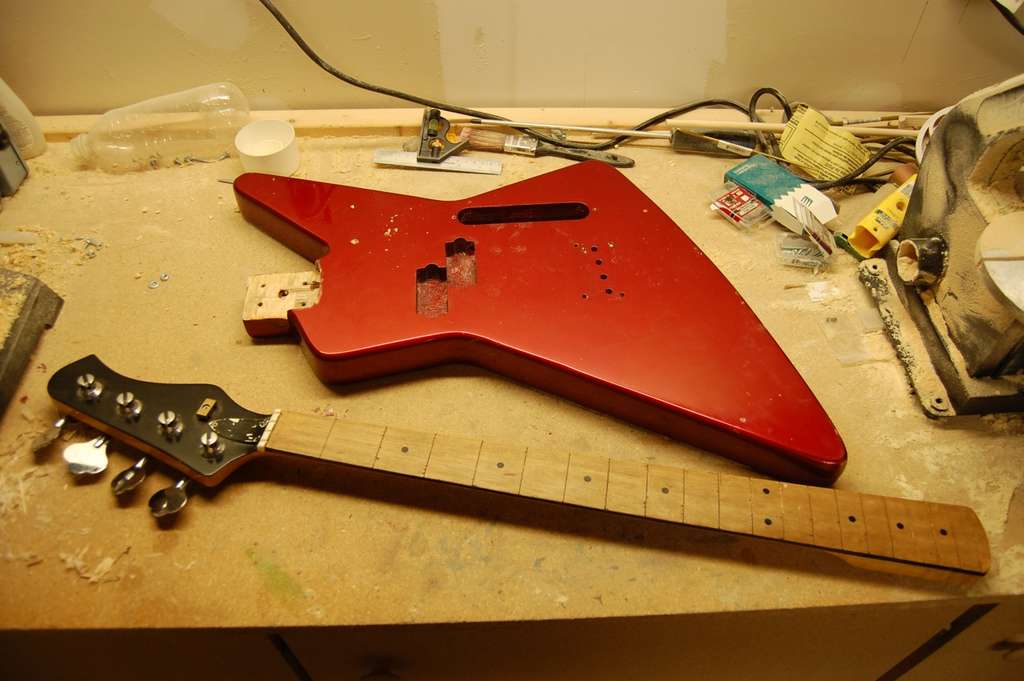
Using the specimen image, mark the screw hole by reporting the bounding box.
[848,515,857,523]
[762,487,770,495]
[896,522,905,530]
[939,528,948,536]
[260,283,266,288]
[605,288,613,295]
[581,293,589,300]
[583,475,591,482]
[278,289,289,298]
[619,292,625,297]
[595,259,603,265]
[600,274,608,280]
[661,487,669,494]
[496,462,504,468]
[257,302,263,307]
[401,446,409,453]
[591,245,598,252]
[764,518,773,526]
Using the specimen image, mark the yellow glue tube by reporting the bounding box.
[848,175,917,258]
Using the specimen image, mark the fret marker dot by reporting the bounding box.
[496,462,505,468]
[939,528,948,536]
[848,515,857,523]
[583,475,592,482]
[661,487,669,494]
[401,446,409,453]
[762,488,770,495]
[764,518,773,526]
[896,522,905,530]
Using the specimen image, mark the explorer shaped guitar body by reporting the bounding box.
[234,161,846,484]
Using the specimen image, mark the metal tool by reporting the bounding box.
[468,117,759,158]
[373,149,502,175]
[416,108,467,163]
[462,129,635,167]
[859,73,1024,415]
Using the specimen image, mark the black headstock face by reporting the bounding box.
[48,356,269,485]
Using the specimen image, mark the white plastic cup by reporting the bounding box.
[234,119,299,175]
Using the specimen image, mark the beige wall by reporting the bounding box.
[2,0,1023,115]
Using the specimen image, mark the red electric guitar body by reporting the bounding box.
[234,161,846,484]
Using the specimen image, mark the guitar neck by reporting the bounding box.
[258,410,989,576]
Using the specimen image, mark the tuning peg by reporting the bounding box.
[63,435,109,476]
[148,478,190,517]
[200,431,223,460]
[76,373,103,401]
[115,391,143,418]
[111,457,149,496]
[157,410,183,438]
[45,415,70,443]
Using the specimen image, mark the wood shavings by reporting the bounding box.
[0,226,92,294]
[59,545,131,584]
[0,461,47,520]
[3,549,43,566]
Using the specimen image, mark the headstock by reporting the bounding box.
[48,355,270,516]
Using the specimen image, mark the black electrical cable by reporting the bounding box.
[257,0,764,152]
[256,0,906,182]
[990,0,1024,36]
[809,137,913,189]
[747,87,793,156]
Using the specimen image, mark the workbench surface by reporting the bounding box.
[1,115,1022,630]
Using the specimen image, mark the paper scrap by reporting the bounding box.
[780,106,871,181]
[771,186,838,258]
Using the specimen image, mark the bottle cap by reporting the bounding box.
[234,120,298,176]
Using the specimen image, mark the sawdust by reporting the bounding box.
[0,422,54,523]
[59,545,131,584]
[2,549,43,567]
[0,226,94,295]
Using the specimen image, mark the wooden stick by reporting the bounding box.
[667,119,917,139]
[37,108,921,141]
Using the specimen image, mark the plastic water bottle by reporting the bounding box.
[71,83,250,172]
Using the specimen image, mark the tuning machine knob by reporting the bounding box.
[200,431,223,460]
[111,457,149,496]
[63,435,109,476]
[115,391,143,418]
[157,410,183,438]
[149,478,189,517]
[76,374,103,401]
